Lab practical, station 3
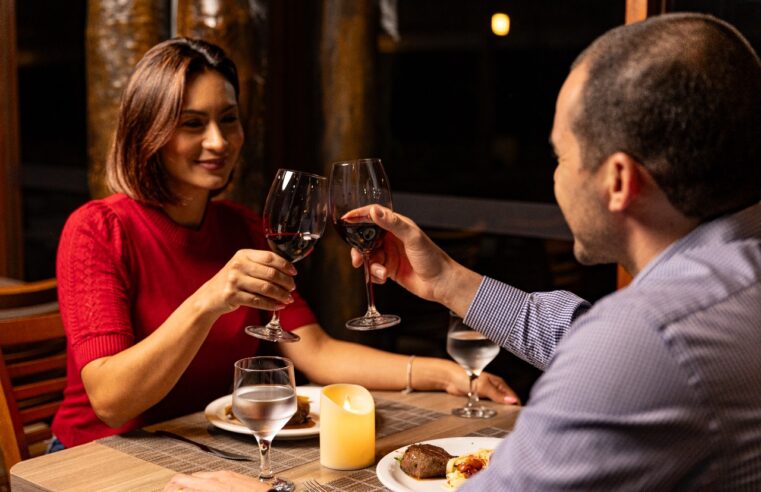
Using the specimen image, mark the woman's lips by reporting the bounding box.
[196,159,227,170]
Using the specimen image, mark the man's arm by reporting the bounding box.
[465,277,590,370]
[347,204,590,370]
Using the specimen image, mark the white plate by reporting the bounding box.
[204,385,322,440]
[376,436,503,492]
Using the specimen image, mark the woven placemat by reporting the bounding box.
[317,427,510,491]
[99,397,447,476]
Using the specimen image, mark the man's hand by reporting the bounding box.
[345,205,482,316]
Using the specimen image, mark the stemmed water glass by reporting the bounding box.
[233,356,297,492]
[245,169,328,343]
[446,313,499,418]
[329,158,401,330]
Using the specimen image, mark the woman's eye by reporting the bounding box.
[221,113,239,124]
[181,119,204,129]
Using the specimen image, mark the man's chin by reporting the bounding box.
[573,243,616,267]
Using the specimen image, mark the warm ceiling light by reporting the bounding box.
[491,13,511,37]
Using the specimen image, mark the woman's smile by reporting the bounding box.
[196,157,230,171]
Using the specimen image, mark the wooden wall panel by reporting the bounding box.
[310,0,379,336]
[626,0,666,23]
[0,0,23,279]
[86,0,169,199]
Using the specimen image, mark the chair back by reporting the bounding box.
[0,278,59,318]
[0,279,65,474]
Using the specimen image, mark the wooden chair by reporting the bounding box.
[0,279,66,475]
[0,278,58,319]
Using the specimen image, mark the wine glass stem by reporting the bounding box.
[267,310,282,331]
[362,253,381,317]
[466,372,479,408]
[257,438,273,480]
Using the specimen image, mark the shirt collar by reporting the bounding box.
[632,202,761,286]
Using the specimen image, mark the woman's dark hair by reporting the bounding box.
[106,37,240,205]
[572,13,761,220]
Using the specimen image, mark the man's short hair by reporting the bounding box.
[572,13,761,220]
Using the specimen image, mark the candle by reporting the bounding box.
[319,384,375,470]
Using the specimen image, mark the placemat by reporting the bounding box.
[317,427,510,491]
[98,397,447,477]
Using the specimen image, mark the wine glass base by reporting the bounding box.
[451,406,496,419]
[245,325,301,343]
[345,314,401,331]
[265,477,294,492]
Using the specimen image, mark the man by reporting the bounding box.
[164,12,761,491]
[354,12,761,489]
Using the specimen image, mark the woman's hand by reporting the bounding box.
[194,249,297,317]
[444,364,520,405]
[345,205,483,317]
[163,471,269,492]
[439,360,521,405]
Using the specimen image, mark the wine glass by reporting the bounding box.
[446,313,499,418]
[329,158,401,330]
[245,169,328,343]
[233,356,297,492]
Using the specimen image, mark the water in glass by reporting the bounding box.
[233,356,297,492]
[447,314,499,419]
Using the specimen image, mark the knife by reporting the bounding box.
[154,430,253,461]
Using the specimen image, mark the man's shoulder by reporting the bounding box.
[596,223,760,326]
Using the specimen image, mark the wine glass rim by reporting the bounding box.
[276,168,327,181]
[330,158,382,167]
[234,355,294,372]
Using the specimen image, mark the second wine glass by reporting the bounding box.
[245,169,327,343]
[329,158,401,330]
[446,313,499,418]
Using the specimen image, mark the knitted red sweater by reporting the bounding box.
[52,194,316,447]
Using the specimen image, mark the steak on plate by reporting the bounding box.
[400,444,454,479]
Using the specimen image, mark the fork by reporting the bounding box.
[153,430,254,461]
[302,479,331,491]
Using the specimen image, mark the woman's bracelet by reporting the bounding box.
[402,355,416,394]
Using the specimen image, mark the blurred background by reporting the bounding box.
[2,0,760,402]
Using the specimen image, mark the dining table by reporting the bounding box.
[10,389,520,491]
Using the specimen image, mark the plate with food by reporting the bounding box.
[376,437,501,491]
[204,385,321,439]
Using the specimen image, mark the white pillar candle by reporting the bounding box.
[319,384,375,470]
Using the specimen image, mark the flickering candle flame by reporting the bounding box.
[343,396,352,411]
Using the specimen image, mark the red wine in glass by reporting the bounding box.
[245,169,328,343]
[333,219,386,253]
[265,232,321,263]
[329,158,401,330]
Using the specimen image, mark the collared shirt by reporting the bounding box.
[461,203,761,490]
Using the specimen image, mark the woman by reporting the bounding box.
[51,37,517,450]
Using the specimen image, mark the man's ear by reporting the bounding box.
[602,152,642,212]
